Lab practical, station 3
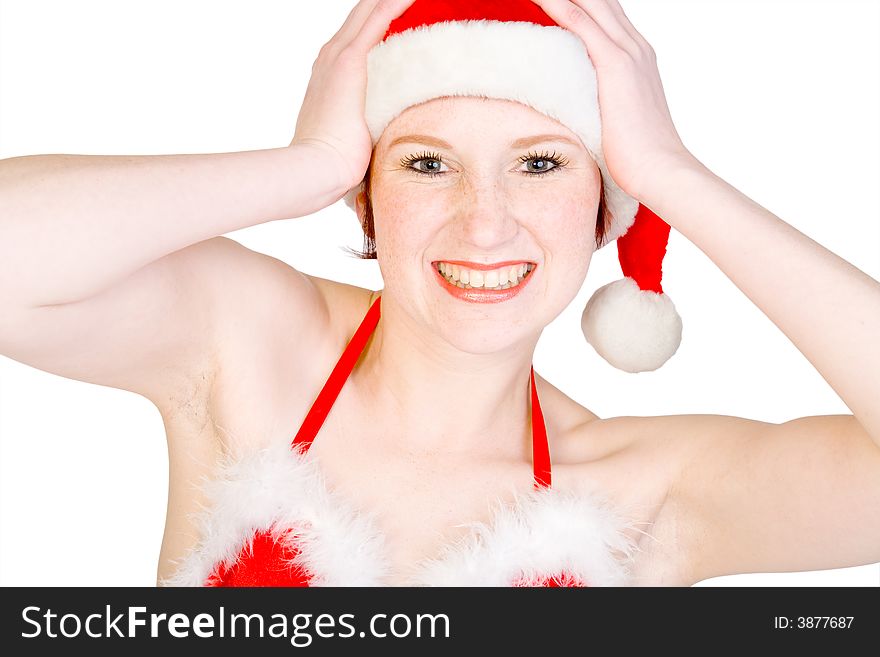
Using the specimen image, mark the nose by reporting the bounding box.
[452,176,519,250]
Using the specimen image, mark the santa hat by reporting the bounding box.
[342,0,682,373]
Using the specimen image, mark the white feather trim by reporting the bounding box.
[581,277,683,373]
[160,441,391,587]
[162,439,642,587]
[410,485,640,587]
[342,19,640,250]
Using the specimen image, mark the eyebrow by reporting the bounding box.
[387,133,581,150]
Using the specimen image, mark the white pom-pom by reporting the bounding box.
[581,277,682,373]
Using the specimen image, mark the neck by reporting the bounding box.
[351,292,539,456]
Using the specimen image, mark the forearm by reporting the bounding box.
[642,158,880,446]
[0,144,346,307]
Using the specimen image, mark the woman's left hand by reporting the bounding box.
[530,0,696,200]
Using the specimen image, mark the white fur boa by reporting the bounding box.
[161,440,641,587]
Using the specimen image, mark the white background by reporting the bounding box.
[0,0,878,586]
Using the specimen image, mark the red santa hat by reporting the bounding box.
[342,0,682,373]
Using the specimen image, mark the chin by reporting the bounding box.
[424,306,541,355]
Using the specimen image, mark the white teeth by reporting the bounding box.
[436,262,534,290]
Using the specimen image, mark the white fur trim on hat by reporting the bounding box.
[343,19,639,250]
[581,277,683,373]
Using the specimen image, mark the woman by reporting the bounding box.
[0,0,878,586]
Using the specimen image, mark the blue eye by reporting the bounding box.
[400,151,447,177]
[400,150,569,178]
[518,150,569,175]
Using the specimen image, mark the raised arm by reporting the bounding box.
[0,0,418,411]
[0,146,346,308]
[532,0,880,580]
[0,144,352,408]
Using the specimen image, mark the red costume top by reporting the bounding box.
[164,294,639,587]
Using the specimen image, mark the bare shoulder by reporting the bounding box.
[202,241,375,453]
[559,413,752,586]
[530,372,599,456]
[530,387,702,584]
[564,413,754,470]
[579,413,880,584]
[156,239,376,581]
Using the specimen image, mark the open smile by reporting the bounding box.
[432,260,537,304]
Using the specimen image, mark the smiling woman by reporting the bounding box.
[351,95,607,355]
[0,0,878,589]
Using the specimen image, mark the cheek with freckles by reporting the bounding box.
[371,186,445,294]
[527,192,597,297]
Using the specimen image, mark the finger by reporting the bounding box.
[329,0,382,48]
[601,0,654,51]
[569,0,637,49]
[529,0,621,66]
[350,0,419,52]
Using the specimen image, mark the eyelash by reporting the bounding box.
[399,150,570,178]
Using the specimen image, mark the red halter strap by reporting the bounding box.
[291,294,552,489]
[530,364,551,490]
[291,295,382,451]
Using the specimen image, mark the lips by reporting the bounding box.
[432,260,537,303]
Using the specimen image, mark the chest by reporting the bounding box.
[162,307,685,585]
[306,427,541,584]
[166,411,684,587]
[164,431,660,587]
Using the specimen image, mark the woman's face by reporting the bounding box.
[362,95,602,353]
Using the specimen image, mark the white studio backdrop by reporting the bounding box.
[0,0,878,587]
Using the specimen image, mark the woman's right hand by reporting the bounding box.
[290,0,418,193]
